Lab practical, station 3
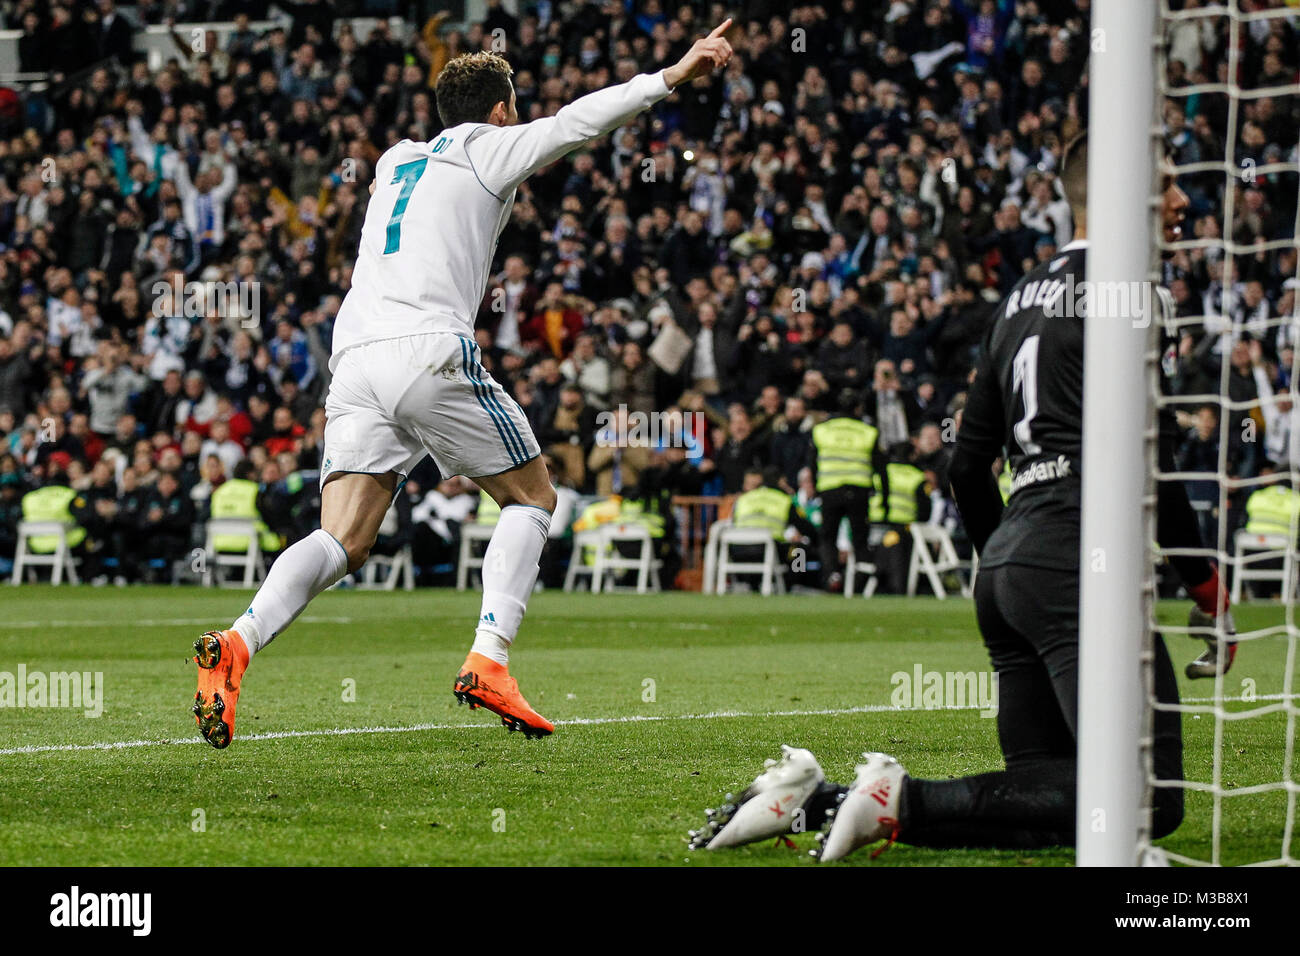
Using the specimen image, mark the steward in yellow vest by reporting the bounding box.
[210,477,279,553]
[733,468,817,539]
[869,462,932,525]
[21,485,85,553]
[733,482,795,541]
[808,392,889,591]
[1244,482,1300,537]
[727,467,819,588]
[1235,467,1300,599]
[869,458,935,594]
[619,498,665,539]
[572,495,621,532]
[811,416,882,492]
[572,495,621,565]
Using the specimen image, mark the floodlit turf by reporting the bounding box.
[0,586,1292,866]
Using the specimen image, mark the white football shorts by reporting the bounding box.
[320,332,540,489]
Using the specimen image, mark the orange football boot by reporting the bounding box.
[192,630,250,749]
[453,652,553,739]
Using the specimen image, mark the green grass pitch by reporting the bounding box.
[0,587,1292,866]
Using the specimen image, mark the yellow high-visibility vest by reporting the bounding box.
[573,496,622,532]
[210,479,278,552]
[1245,484,1300,536]
[732,486,791,540]
[869,463,926,524]
[476,491,501,526]
[22,486,85,553]
[619,499,665,538]
[573,497,622,564]
[812,418,878,492]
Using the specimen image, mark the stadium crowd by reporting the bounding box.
[1,0,1298,589]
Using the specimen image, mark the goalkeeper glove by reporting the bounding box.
[1186,569,1237,679]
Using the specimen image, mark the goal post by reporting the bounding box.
[1077,0,1162,867]
[1081,0,1300,868]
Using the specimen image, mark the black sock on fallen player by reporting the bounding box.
[804,771,1077,849]
[898,763,1077,849]
[803,780,849,831]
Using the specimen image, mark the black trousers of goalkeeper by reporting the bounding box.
[896,563,1184,849]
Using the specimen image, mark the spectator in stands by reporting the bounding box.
[715,404,767,494]
[560,332,611,410]
[610,341,656,415]
[139,469,193,581]
[769,394,815,490]
[264,406,305,457]
[0,336,33,418]
[0,472,22,568]
[864,359,922,452]
[80,341,145,439]
[1178,404,1232,552]
[815,321,871,394]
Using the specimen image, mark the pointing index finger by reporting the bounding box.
[707,18,733,40]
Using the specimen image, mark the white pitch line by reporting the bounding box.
[0,693,1292,758]
[0,703,973,756]
[1,616,352,630]
[621,621,714,630]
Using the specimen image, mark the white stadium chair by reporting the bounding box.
[844,552,878,598]
[10,520,81,585]
[1230,529,1295,603]
[715,525,786,595]
[563,527,606,592]
[594,523,661,594]
[907,522,968,599]
[456,522,497,591]
[701,517,730,594]
[360,545,415,591]
[203,518,265,588]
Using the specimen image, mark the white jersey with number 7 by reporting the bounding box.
[329,70,673,372]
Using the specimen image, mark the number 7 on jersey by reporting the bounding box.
[384,158,429,254]
[1012,334,1043,455]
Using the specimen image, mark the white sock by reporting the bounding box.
[471,504,551,666]
[231,529,349,656]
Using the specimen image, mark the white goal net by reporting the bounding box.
[1142,0,1300,867]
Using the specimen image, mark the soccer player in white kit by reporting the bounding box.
[191,21,734,748]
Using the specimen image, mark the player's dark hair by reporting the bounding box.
[435,52,515,127]
[1061,132,1088,225]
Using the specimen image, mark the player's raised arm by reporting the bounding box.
[463,19,733,196]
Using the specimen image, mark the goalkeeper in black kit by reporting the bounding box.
[687,134,1236,861]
